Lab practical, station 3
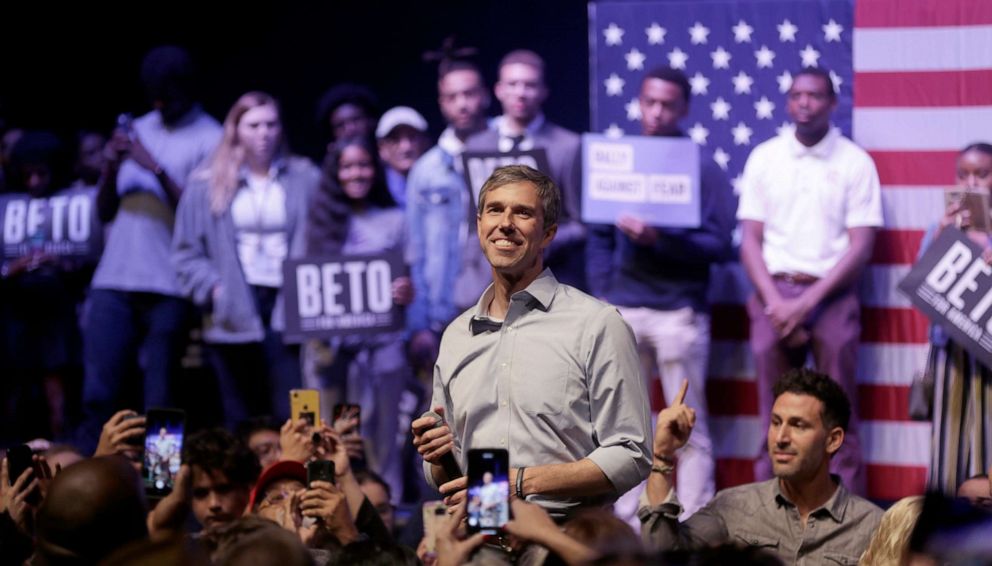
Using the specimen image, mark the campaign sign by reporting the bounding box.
[283,252,404,341]
[899,228,992,368]
[0,187,102,260]
[461,149,552,208]
[581,134,700,227]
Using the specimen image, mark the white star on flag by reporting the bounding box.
[689,72,710,95]
[754,96,775,119]
[625,48,646,71]
[800,44,821,67]
[604,23,625,46]
[777,19,798,42]
[625,98,641,121]
[829,70,843,93]
[732,174,743,194]
[776,70,793,93]
[604,73,625,96]
[713,147,730,170]
[731,122,753,145]
[732,20,753,43]
[710,46,731,69]
[688,122,710,145]
[689,22,710,45]
[646,22,666,45]
[776,121,794,136]
[732,71,754,94]
[822,19,844,42]
[710,97,731,120]
[604,123,625,139]
[754,45,775,68]
[667,47,689,69]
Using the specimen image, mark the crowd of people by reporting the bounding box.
[1,39,991,565]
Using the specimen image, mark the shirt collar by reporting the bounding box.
[437,127,465,157]
[771,475,849,523]
[468,268,558,335]
[495,113,546,138]
[788,125,839,159]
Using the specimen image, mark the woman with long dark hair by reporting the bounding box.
[173,91,319,427]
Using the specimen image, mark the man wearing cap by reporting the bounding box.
[376,106,430,209]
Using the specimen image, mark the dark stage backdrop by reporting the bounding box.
[0,2,589,161]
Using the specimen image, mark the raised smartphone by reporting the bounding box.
[143,408,185,498]
[466,448,511,534]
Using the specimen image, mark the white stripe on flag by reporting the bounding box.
[882,188,945,230]
[854,107,992,151]
[861,421,931,466]
[853,25,992,72]
[857,343,930,385]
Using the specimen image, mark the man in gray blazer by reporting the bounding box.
[465,50,586,289]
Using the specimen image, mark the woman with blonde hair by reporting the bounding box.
[859,495,923,566]
[173,91,320,427]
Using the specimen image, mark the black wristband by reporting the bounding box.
[516,466,526,499]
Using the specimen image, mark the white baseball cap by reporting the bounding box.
[375,106,428,139]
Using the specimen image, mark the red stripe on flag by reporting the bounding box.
[855,70,992,108]
[712,305,929,344]
[856,0,992,28]
[707,379,759,417]
[866,464,927,501]
[858,384,912,421]
[862,307,929,344]
[869,151,957,186]
[715,458,755,490]
[872,229,924,265]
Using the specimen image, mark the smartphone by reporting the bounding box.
[945,189,992,233]
[290,389,321,428]
[306,460,335,487]
[6,444,39,505]
[142,408,185,498]
[466,448,511,535]
[122,413,145,447]
[422,500,447,554]
[332,403,361,428]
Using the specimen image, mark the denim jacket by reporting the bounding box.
[405,145,490,333]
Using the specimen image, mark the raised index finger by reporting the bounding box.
[674,378,689,406]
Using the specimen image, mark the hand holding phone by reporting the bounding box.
[421,500,447,554]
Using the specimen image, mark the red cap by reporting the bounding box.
[247,460,307,511]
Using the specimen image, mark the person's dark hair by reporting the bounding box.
[182,428,261,488]
[424,36,484,82]
[563,508,643,557]
[331,538,420,566]
[354,469,392,500]
[7,130,67,195]
[654,544,785,565]
[202,516,313,566]
[316,83,379,134]
[140,45,196,102]
[961,142,992,157]
[772,368,851,431]
[791,67,836,100]
[308,136,394,255]
[236,416,281,444]
[643,66,692,104]
[477,164,561,230]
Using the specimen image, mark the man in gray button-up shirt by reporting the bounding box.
[640,368,882,565]
[412,165,652,519]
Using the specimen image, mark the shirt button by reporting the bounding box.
[499,438,506,446]
[501,401,508,407]
[500,362,507,368]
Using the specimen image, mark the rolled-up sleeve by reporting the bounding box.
[583,306,653,495]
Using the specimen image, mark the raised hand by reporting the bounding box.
[653,379,696,459]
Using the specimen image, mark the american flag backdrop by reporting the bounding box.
[589,0,992,501]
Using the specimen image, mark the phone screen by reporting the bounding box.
[143,409,185,497]
[466,448,510,534]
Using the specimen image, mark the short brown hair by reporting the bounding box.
[477,165,560,230]
[499,49,545,80]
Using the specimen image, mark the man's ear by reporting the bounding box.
[541,223,558,249]
[825,426,844,457]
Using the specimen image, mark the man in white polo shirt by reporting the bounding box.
[738,68,882,494]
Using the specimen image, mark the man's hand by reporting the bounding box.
[439,476,467,509]
[763,295,813,340]
[0,455,51,536]
[616,214,659,246]
[392,276,414,306]
[147,464,192,539]
[127,135,161,174]
[412,407,455,466]
[313,426,350,477]
[654,379,696,459]
[299,480,358,545]
[94,410,145,458]
[503,499,558,546]
[280,418,314,463]
[435,502,486,566]
[331,411,365,461]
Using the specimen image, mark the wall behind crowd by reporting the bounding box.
[0,2,589,160]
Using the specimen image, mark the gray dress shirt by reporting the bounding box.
[426,269,652,518]
[639,477,883,565]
